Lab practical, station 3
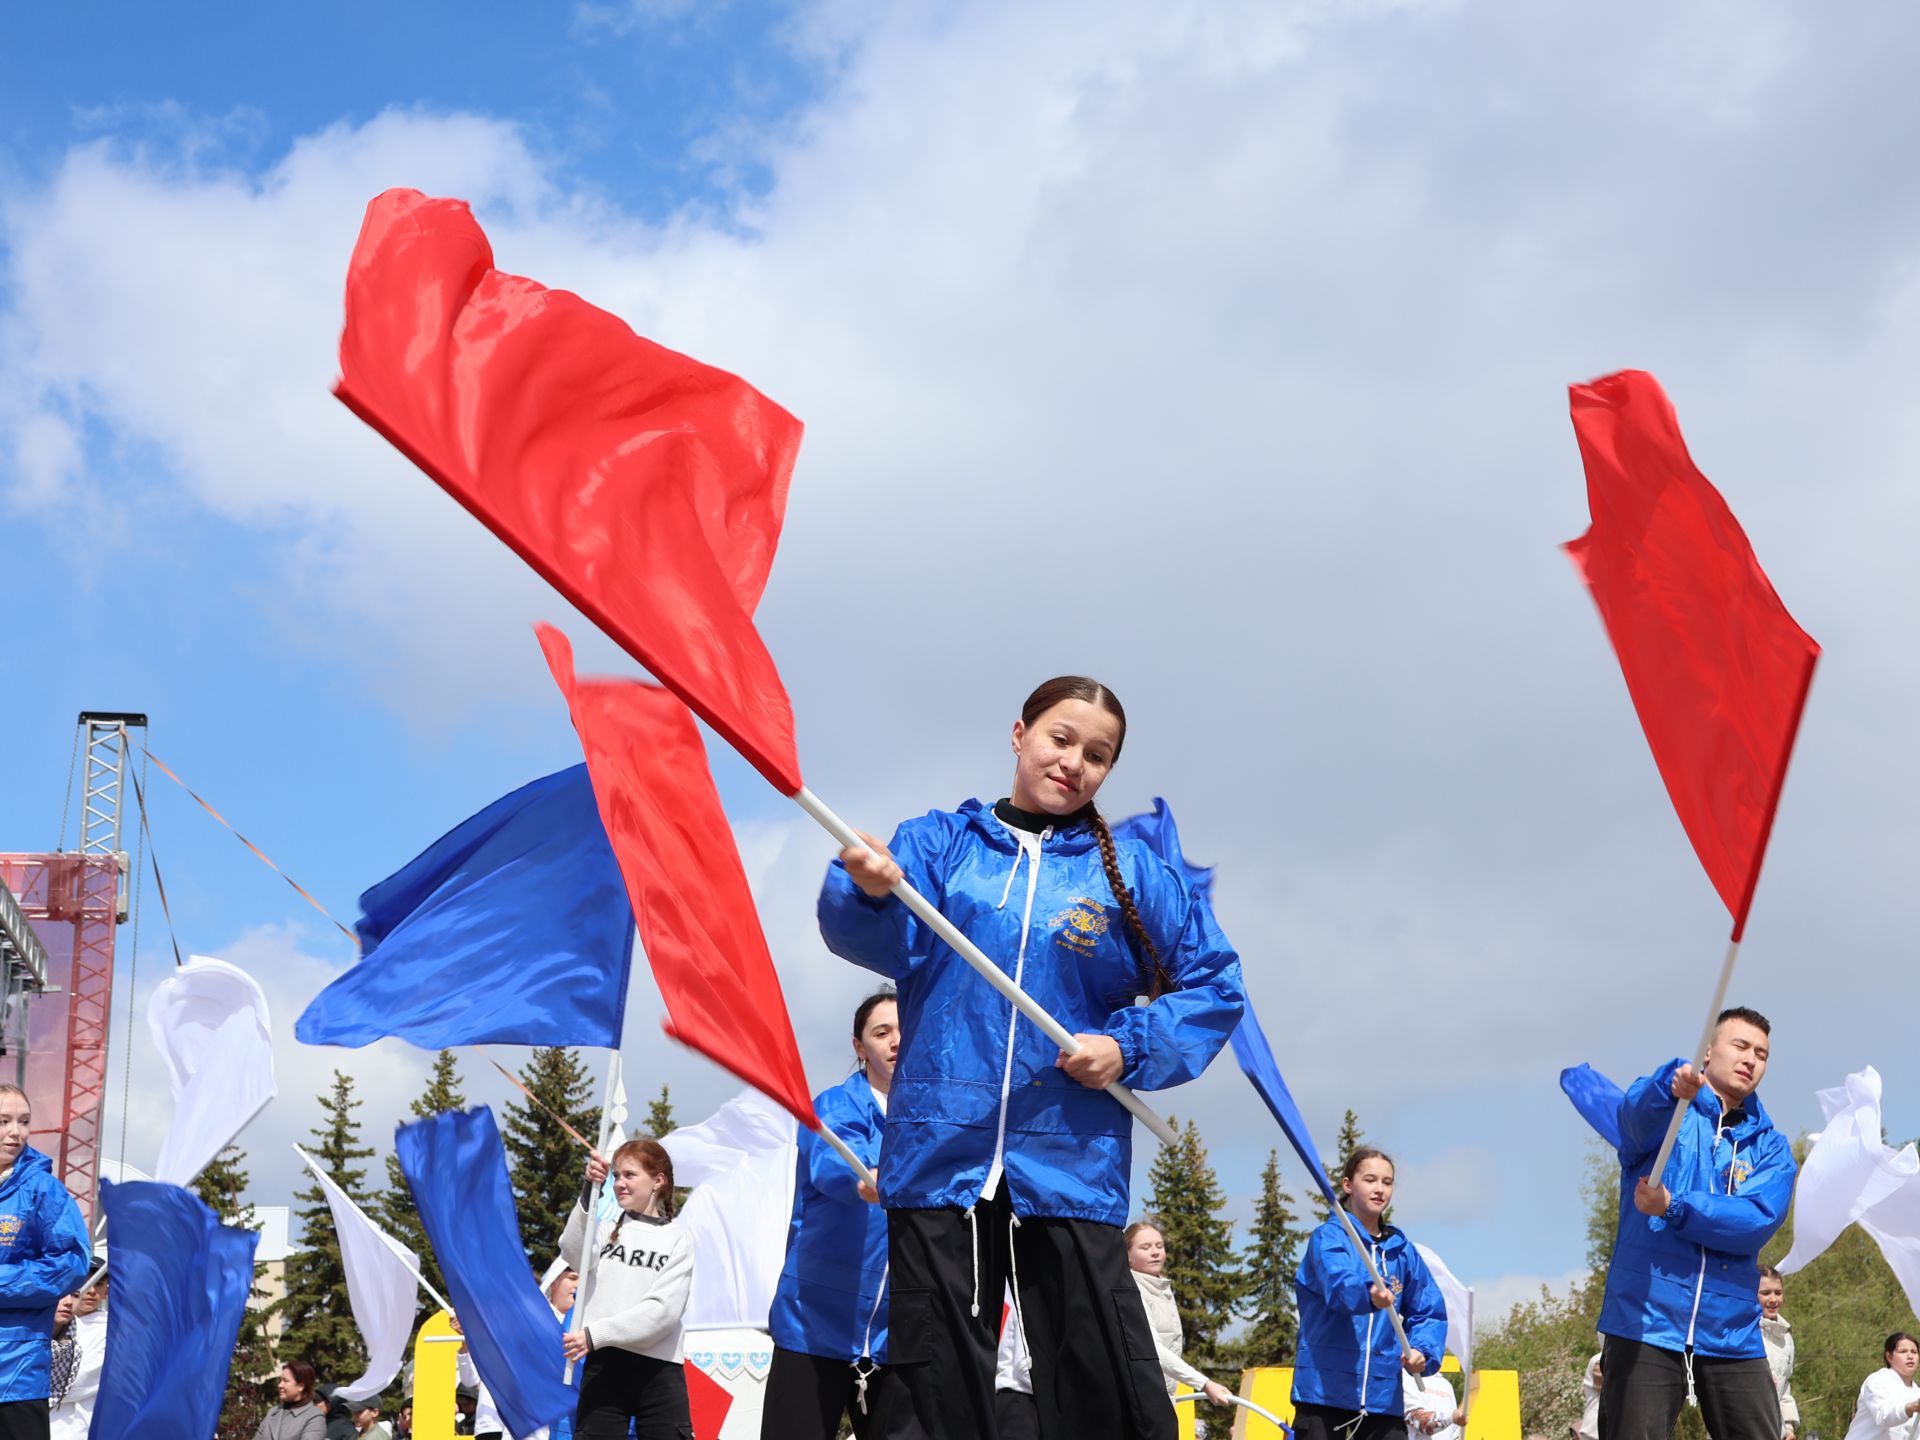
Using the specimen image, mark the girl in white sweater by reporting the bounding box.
[560,1138,696,1440]
[1842,1333,1920,1440]
[1125,1222,1233,1409]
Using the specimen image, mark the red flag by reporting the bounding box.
[1565,370,1820,939]
[537,624,819,1130]
[335,188,804,794]
[684,1363,734,1440]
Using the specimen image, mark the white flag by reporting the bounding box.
[295,1145,421,1403]
[148,955,276,1186]
[661,1089,798,1329]
[1780,1067,1920,1315]
[1414,1242,1473,1377]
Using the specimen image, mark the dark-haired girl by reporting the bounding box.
[764,989,921,1439]
[1841,1334,1920,1440]
[1291,1149,1447,1440]
[818,676,1245,1440]
[560,1139,694,1440]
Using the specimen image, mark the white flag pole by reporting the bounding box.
[1329,1201,1413,1355]
[1644,937,1742,1184]
[565,1051,625,1383]
[819,1124,878,1191]
[1461,1287,1478,1429]
[291,1144,455,1315]
[792,786,1178,1147]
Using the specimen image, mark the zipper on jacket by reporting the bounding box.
[1356,1233,1381,1415]
[1682,1104,1735,1401]
[981,826,1044,1204]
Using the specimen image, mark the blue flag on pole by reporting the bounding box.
[1113,796,1215,902]
[396,1106,576,1439]
[1560,1063,1625,1151]
[92,1180,259,1440]
[1113,799,1343,1210]
[1230,1000,1345,1213]
[297,765,635,1049]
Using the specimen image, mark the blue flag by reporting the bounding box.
[1560,1063,1625,1151]
[1230,1000,1345,1213]
[93,1180,258,1440]
[1113,796,1215,902]
[1114,799,1349,1211]
[397,1106,575,1438]
[297,765,635,1049]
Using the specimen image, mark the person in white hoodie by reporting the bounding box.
[1759,1266,1799,1440]
[1841,1333,1920,1440]
[1125,1222,1234,1411]
[559,1137,695,1440]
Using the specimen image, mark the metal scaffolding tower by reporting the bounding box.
[0,713,144,1221]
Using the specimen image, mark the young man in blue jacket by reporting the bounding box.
[1598,1007,1796,1440]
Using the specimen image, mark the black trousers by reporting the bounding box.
[1599,1335,1782,1440]
[1290,1403,1407,1440]
[760,1344,922,1440]
[0,1401,48,1440]
[575,1348,692,1440]
[993,1389,1040,1440]
[887,1187,1174,1440]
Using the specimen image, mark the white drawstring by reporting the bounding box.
[852,1260,888,1414]
[967,1204,981,1317]
[1007,1212,1031,1379]
[998,843,1023,908]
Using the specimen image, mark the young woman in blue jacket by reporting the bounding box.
[763,989,919,1440]
[0,1083,92,1437]
[818,675,1245,1440]
[1292,1149,1448,1440]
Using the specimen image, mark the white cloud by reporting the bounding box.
[14,0,1920,1284]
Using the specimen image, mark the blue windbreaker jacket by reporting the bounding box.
[0,1146,92,1401]
[1598,1058,1795,1359]
[769,1072,891,1363]
[1292,1218,1446,1416]
[817,800,1244,1225]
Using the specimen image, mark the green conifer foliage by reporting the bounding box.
[1238,1149,1307,1366]
[503,1047,600,1267]
[271,1071,375,1386]
[1145,1118,1241,1429]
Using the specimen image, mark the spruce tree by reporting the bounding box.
[273,1071,375,1385]
[1316,1108,1367,1219]
[192,1144,277,1440]
[645,1084,677,1137]
[503,1047,600,1267]
[1144,1119,1241,1368]
[1237,1149,1307,1366]
[381,1050,467,1321]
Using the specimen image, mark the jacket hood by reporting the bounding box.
[1760,1313,1792,1336]
[1688,1078,1775,1139]
[0,1146,53,1198]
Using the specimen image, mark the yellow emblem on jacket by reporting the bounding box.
[0,1214,23,1247]
[1050,899,1111,954]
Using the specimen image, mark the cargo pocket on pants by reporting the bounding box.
[888,1285,933,1366]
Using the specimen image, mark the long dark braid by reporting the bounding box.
[1089,808,1175,1000]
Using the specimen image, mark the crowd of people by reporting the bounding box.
[1,677,1916,1440]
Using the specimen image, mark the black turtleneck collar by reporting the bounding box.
[993,797,1093,833]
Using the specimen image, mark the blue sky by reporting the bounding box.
[7,0,1920,1329]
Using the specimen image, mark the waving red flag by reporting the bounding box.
[1565,370,1819,938]
[536,624,818,1130]
[336,188,804,794]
